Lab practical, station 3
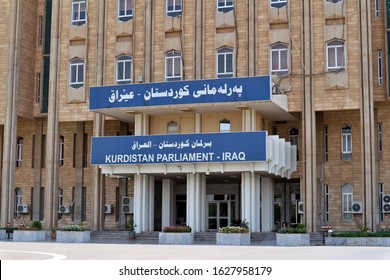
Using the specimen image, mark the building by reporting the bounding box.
[0,0,389,234]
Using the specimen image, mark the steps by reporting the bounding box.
[310,232,324,246]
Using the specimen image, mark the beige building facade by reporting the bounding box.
[0,0,389,234]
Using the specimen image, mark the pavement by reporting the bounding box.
[1,237,390,260]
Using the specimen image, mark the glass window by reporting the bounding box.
[270,0,287,8]
[289,128,299,160]
[271,43,288,76]
[116,55,132,84]
[168,121,178,134]
[69,58,84,89]
[324,125,328,161]
[38,16,43,46]
[59,135,65,166]
[16,137,23,167]
[166,0,182,17]
[118,0,133,22]
[165,51,182,81]
[375,0,380,18]
[341,126,352,160]
[217,0,234,13]
[326,39,345,71]
[220,119,231,133]
[378,50,383,85]
[378,123,383,160]
[326,0,343,3]
[324,185,329,222]
[217,47,234,78]
[36,73,41,103]
[72,0,87,26]
[342,184,353,221]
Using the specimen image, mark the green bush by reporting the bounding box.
[60,224,85,231]
[218,226,249,234]
[331,231,390,238]
[278,224,307,234]
[163,226,192,233]
[31,220,42,230]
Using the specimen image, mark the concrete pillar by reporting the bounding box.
[162,179,173,228]
[32,120,43,221]
[44,0,61,230]
[241,172,252,226]
[148,176,155,231]
[261,177,274,232]
[141,175,150,232]
[73,122,85,224]
[187,174,196,230]
[251,174,261,232]
[134,174,143,234]
[91,0,106,231]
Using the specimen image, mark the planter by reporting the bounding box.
[159,232,194,245]
[325,237,390,246]
[276,233,310,246]
[56,231,91,243]
[129,231,136,240]
[13,230,46,242]
[0,229,6,240]
[216,232,251,245]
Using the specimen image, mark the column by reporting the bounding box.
[241,172,252,226]
[261,177,274,232]
[134,174,143,234]
[161,179,173,228]
[251,174,261,232]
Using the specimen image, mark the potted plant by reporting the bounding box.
[325,225,390,246]
[276,223,310,246]
[159,225,194,244]
[51,226,56,240]
[216,220,250,245]
[56,223,90,243]
[128,219,136,240]
[13,220,46,242]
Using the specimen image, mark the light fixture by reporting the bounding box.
[179,107,195,113]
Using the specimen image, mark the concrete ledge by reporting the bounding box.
[159,232,194,245]
[276,233,310,246]
[0,229,6,240]
[216,233,250,245]
[56,231,91,243]
[325,237,390,246]
[13,230,46,242]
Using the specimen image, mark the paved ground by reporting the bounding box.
[1,238,390,260]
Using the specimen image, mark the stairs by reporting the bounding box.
[310,232,324,246]
[91,230,129,240]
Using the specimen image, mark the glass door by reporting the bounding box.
[207,201,230,230]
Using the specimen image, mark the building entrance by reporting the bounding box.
[207,194,235,231]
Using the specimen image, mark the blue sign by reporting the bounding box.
[91,131,267,165]
[89,76,271,110]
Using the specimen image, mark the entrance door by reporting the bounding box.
[207,201,230,230]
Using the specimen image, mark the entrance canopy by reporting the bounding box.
[91,131,297,179]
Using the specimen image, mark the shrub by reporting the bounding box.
[31,220,42,230]
[278,224,307,234]
[127,219,136,231]
[218,226,249,234]
[163,226,192,233]
[331,231,390,238]
[60,224,85,231]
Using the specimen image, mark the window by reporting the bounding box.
[118,0,133,22]
[341,125,352,160]
[378,50,383,85]
[220,119,231,133]
[379,183,384,221]
[324,185,329,222]
[116,55,132,84]
[14,188,22,216]
[375,0,380,18]
[270,43,288,76]
[38,16,43,46]
[324,125,328,161]
[36,73,41,103]
[58,188,64,210]
[69,58,84,89]
[270,0,287,8]
[342,184,353,221]
[166,0,182,17]
[165,51,182,81]
[71,0,87,26]
[217,47,234,78]
[16,137,23,167]
[42,134,46,168]
[326,0,343,3]
[378,123,383,160]
[326,39,345,71]
[289,128,298,160]
[217,0,234,13]
[59,135,65,166]
[167,121,178,134]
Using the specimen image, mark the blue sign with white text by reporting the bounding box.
[89,76,271,110]
[91,131,267,165]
